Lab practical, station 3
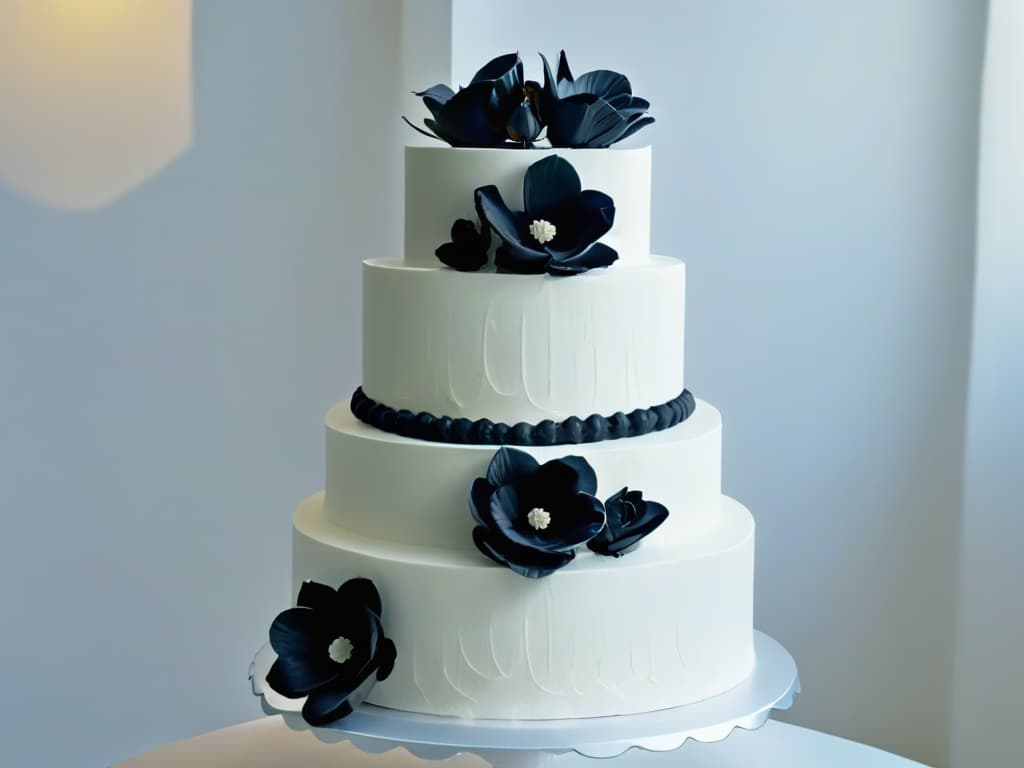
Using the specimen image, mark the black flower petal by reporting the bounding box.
[269,607,330,658]
[539,51,654,148]
[266,653,338,699]
[301,675,374,727]
[523,155,581,221]
[505,99,542,144]
[546,242,619,276]
[473,526,577,579]
[436,218,489,271]
[413,84,455,120]
[545,190,615,261]
[469,477,497,527]
[486,446,540,488]
[432,80,506,147]
[543,492,606,546]
[295,580,338,613]
[335,578,382,617]
[524,454,598,504]
[588,487,669,557]
[376,638,397,681]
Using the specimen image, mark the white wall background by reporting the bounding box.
[0,2,1012,767]
[0,2,402,766]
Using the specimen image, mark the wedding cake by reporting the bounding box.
[260,52,755,727]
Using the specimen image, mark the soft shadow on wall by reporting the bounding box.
[0,0,194,210]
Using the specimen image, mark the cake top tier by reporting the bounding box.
[403,51,656,273]
[405,146,652,268]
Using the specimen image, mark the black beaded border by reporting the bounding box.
[350,387,696,446]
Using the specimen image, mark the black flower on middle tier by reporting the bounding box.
[587,487,669,557]
[470,447,606,578]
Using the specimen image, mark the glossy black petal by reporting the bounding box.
[495,242,551,274]
[546,242,618,276]
[301,675,374,727]
[551,455,598,496]
[270,607,330,657]
[556,50,574,84]
[617,115,656,143]
[544,492,606,547]
[266,653,338,699]
[474,186,531,249]
[469,477,497,527]
[296,580,339,612]
[434,80,506,147]
[401,115,446,143]
[519,456,595,508]
[470,52,521,84]
[436,219,489,271]
[505,100,542,144]
[336,578,382,618]
[565,70,632,101]
[472,526,576,579]
[486,446,540,488]
[523,155,582,221]
[436,240,486,271]
[375,638,397,681]
[588,488,669,557]
[544,190,615,260]
[414,84,455,120]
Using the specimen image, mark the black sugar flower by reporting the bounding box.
[470,447,606,578]
[435,218,490,271]
[539,51,655,148]
[405,53,543,147]
[587,488,669,557]
[475,155,617,276]
[266,578,397,726]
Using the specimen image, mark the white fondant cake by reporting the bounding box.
[280,137,757,720]
[323,403,721,551]
[362,256,684,424]
[294,494,754,719]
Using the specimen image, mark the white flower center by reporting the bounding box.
[529,219,557,244]
[328,636,353,664]
[527,508,552,531]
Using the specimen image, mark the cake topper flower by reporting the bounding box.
[587,488,669,557]
[539,51,654,148]
[470,447,606,578]
[404,53,542,148]
[474,155,617,276]
[265,578,397,726]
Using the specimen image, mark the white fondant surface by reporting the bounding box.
[325,401,721,551]
[293,493,755,720]
[362,256,685,425]
[405,146,652,267]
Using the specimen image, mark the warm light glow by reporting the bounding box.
[0,1,194,210]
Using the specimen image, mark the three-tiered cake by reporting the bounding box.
[264,51,756,726]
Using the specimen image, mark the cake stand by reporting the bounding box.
[250,631,799,767]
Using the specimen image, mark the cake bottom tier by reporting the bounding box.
[292,494,755,720]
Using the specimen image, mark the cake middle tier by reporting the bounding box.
[363,256,685,426]
[325,401,721,551]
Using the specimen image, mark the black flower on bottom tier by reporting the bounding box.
[266,578,397,726]
[587,488,669,557]
[470,447,606,578]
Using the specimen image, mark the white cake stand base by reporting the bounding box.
[250,630,799,767]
